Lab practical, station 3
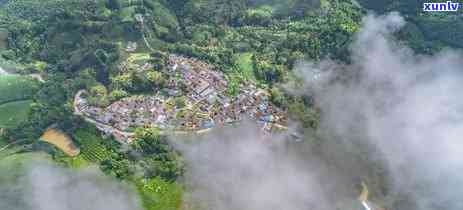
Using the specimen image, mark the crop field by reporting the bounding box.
[0,100,32,128]
[0,75,38,104]
[74,130,112,163]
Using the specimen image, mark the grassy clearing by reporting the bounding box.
[235,53,255,81]
[0,75,38,104]
[128,53,151,63]
[136,177,183,210]
[40,129,80,157]
[74,129,112,163]
[0,100,32,128]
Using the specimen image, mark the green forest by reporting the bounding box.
[0,0,462,210]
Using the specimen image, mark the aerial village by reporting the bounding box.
[74,53,288,143]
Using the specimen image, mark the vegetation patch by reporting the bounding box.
[0,75,38,104]
[0,100,32,128]
[0,28,7,50]
[0,135,6,148]
[0,153,50,182]
[235,52,255,81]
[127,53,151,66]
[136,177,183,210]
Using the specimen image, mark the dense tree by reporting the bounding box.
[106,0,122,10]
[132,128,184,181]
[109,89,129,102]
[88,84,110,107]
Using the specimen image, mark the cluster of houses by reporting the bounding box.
[74,91,135,143]
[164,55,287,131]
[165,55,228,101]
[101,96,172,131]
[74,54,288,143]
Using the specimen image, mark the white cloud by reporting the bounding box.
[0,161,142,210]
[296,12,463,210]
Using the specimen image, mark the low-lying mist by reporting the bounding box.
[0,159,142,210]
[296,12,463,210]
[174,122,363,210]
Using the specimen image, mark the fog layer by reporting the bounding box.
[0,159,142,210]
[297,12,463,210]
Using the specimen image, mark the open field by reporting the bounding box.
[0,75,38,104]
[40,129,80,157]
[236,53,255,81]
[0,100,32,128]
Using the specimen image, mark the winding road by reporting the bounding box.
[358,182,386,210]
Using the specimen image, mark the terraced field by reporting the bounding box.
[74,130,112,163]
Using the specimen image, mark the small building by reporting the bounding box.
[126,42,137,52]
[194,79,210,95]
[200,87,215,98]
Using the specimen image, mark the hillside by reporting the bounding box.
[0,1,462,210]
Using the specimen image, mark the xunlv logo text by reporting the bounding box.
[423,1,461,12]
